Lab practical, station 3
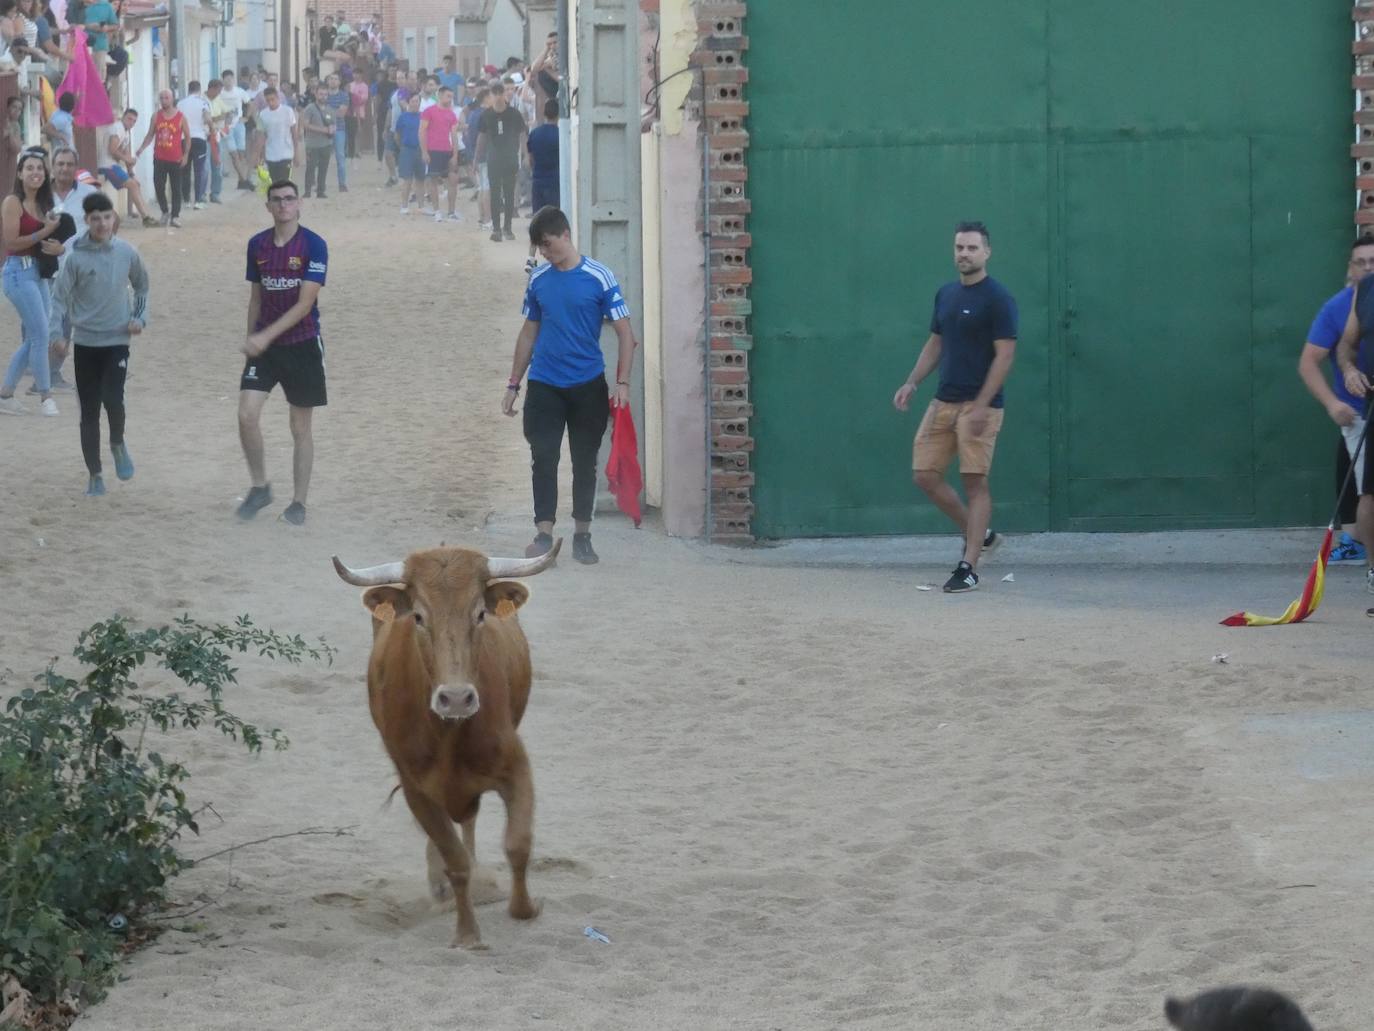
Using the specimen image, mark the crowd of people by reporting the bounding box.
[0,24,633,559]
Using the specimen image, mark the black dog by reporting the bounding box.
[1165,987,1314,1031]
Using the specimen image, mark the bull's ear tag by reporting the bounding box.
[494,599,517,619]
[373,600,396,623]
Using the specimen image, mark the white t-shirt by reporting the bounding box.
[52,181,96,219]
[258,104,297,161]
[419,94,436,112]
[219,85,248,128]
[176,94,212,140]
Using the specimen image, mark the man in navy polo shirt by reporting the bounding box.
[502,207,636,565]
[893,220,1017,594]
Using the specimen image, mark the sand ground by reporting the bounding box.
[1,160,1371,1030]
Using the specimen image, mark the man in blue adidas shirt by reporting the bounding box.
[502,207,635,565]
[1297,235,1374,562]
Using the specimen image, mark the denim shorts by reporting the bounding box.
[227,122,246,152]
[397,145,421,180]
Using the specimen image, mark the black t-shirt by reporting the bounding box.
[479,106,526,166]
[319,26,337,54]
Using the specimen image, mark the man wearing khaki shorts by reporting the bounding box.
[893,221,1017,593]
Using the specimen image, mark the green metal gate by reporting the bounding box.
[748,2,1352,536]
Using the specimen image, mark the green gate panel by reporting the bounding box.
[1060,139,1254,526]
[751,142,1051,538]
[749,1,1352,537]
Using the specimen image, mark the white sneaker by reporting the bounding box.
[38,397,58,416]
[0,395,24,415]
[399,206,410,215]
[420,206,435,215]
[433,212,444,223]
[1367,567,1374,595]
[524,258,538,275]
[193,201,206,210]
[446,211,463,222]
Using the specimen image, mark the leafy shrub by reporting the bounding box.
[0,615,331,1020]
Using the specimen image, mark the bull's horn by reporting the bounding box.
[332,556,406,586]
[487,538,563,578]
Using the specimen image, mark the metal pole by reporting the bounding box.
[556,0,570,221]
[702,127,712,541]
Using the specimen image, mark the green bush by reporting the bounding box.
[0,615,332,1016]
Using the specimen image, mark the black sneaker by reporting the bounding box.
[281,501,306,525]
[572,532,599,565]
[942,561,979,593]
[339,185,349,193]
[525,532,555,559]
[236,484,272,520]
[981,530,1000,555]
[490,231,503,243]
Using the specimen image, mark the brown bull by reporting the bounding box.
[332,541,561,949]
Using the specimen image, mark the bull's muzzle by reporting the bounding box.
[430,684,480,721]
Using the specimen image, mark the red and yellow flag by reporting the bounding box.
[1220,528,1332,627]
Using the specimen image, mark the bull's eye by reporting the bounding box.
[413,612,425,627]
[475,609,486,625]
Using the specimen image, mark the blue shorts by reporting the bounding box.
[531,180,559,214]
[427,151,453,179]
[397,145,421,180]
[102,165,130,188]
[227,122,246,152]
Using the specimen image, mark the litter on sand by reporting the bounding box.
[1001,573,1015,583]
[1211,653,1229,664]
[915,584,934,592]
[583,926,611,944]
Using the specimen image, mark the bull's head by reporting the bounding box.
[331,542,561,720]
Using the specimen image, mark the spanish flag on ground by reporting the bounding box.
[1220,528,1332,627]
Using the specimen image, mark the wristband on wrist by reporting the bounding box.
[507,380,520,392]
[616,379,629,385]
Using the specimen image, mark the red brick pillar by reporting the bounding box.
[697,0,752,541]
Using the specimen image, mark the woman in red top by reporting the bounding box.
[135,89,191,226]
[0,151,65,415]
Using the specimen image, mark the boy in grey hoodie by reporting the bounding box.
[51,193,150,496]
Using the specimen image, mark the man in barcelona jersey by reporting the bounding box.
[236,179,328,526]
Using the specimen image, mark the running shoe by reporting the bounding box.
[169,218,182,228]
[193,201,206,210]
[339,185,348,193]
[524,258,538,276]
[0,396,24,415]
[281,501,306,525]
[942,561,979,593]
[490,231,502,243]
[141,215,159,227]
[50,372,73,391]
[159,213,170,226]
[434,212,444,223]
[1331,532,1367,563]
[38,398,58,416]
[209,196,222,204]
[236,484,273,520]
[447,211,463,221]
[111,442,134,481]
[478,220,492,231]
[399,206,410,215]
[1368,567,1374,595]
[572,532,599,565]
[85,475,106,497]
[525,532,555,559]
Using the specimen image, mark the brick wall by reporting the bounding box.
[1357,4,1374,228]
[696,0,752,541]
[318,0,400,42]
[388,0,453,65]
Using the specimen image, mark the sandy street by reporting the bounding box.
[1,161,1371,1030]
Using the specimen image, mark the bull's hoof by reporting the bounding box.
[450,932,489,951]
[429,876,454,903]
[509,897,542,921]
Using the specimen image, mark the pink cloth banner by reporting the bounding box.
[57,29,115,128]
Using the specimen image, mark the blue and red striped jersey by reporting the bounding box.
[245,226,328,344]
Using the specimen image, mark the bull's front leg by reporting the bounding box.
[402,783,484,949]
[499,741,541,922]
